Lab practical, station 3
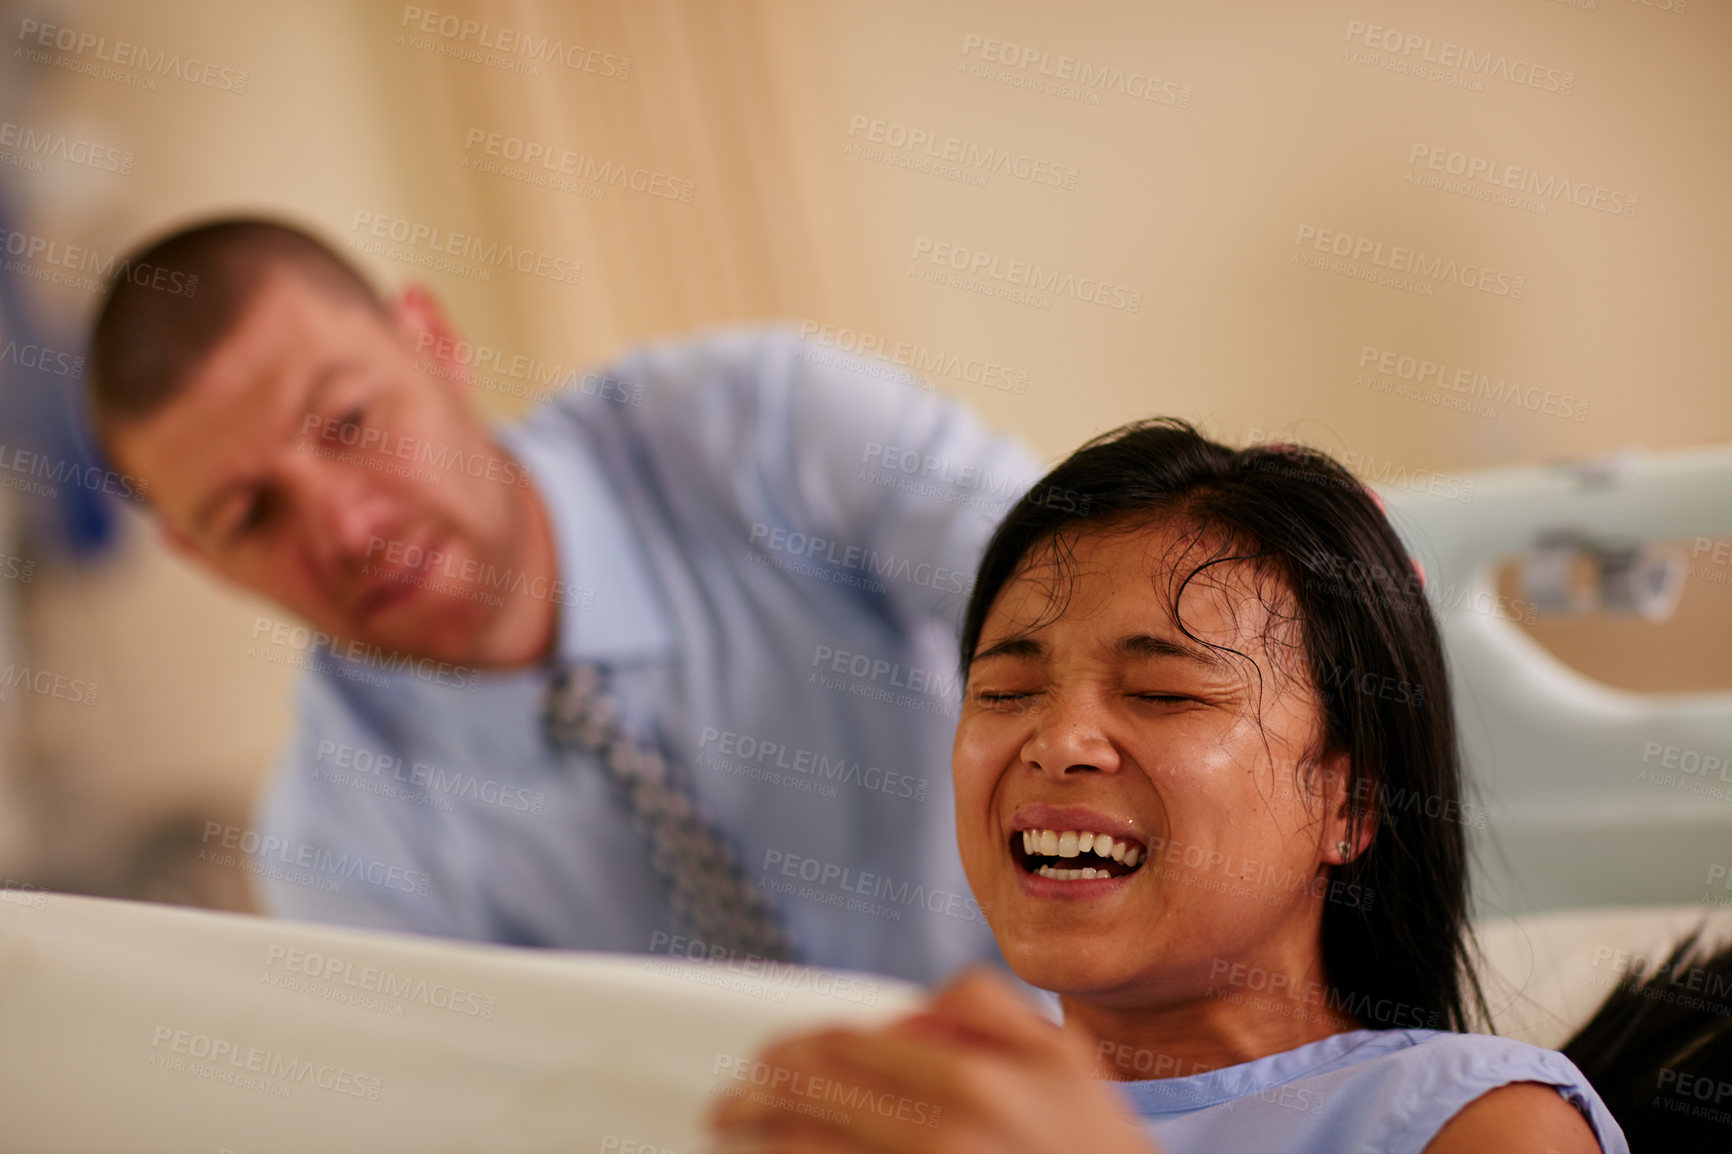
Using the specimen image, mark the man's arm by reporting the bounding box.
[249,677,473,939]
[603,325,1042,634]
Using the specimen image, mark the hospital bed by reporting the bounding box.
[1380,442,1732,915]
[4,444,1731,1150]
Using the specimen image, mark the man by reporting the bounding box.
[88,218,1039,984]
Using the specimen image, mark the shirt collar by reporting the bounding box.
[496,417,675,668]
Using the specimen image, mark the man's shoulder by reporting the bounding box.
[529,321,931,434]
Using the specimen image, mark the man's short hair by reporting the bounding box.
[88,217,383,436]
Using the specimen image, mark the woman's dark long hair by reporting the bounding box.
[1562,929,1732,1150]
[959,418,1488,1032]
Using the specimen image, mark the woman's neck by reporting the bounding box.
[1062,946,1359,1081]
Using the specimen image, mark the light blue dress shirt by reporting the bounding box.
[1122,1028,1629,1154]
[251,325,1039,983]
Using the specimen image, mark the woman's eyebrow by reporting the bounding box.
[1117,632,1225,669]
[970,636,1044,665]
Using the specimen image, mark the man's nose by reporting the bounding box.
[1021,691,1121,780]
[295,467,397,573]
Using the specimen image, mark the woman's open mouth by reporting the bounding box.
[1010,827,1146,881]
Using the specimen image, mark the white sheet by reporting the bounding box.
[0,891,918,1154]
[5,890,1728,1152]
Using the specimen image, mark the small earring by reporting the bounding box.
[1336,839,1353,861]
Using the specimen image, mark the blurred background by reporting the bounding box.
[0,0,1726,915]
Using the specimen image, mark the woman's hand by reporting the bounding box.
[705,967,1165,1154]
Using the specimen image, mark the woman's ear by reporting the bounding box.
[1319,749,1373,863]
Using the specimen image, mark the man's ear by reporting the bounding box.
[390,283,472,396]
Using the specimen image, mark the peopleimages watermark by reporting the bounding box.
[643,931,884,1007]
[958,33,1192,109]
[1246,429,1478,503]
[362,536,596,612]
[712,1054,943,1128]
[0,662,99,707]
[0,118,133,175]
[598,1138,678,1154]
[347,210,582,286]
[148,1025,381,1100]
[1653,1068,1732,1127]
[1705,863,1732,912]
[845,114,1079,190]
[248,616,481,691]
[808,643,962,720]
[1292,224,1525,300]
[198,821,433,898]
[0,442,149,503]
[1354,344,1589,424]
[1637,740,1732,805]
[1316,661,1427,706]
[0,551,32,583]
[910,237,1142,312]
[1137,833,1374,913]
[760,848,990,926]
[414,332,645,407]
[698,726,929,803]
[313,739,547,816]
[301,413,530,488]
[794,320,1029,394]
[1096,1040,1327,1114]
[750,523,972,597]
[263,943,497,1019]
[15,18,249,94]
[860,440,1039,516]
[1209,958,1442,1029]
[1689,538,1732,588]
[1340,19,1575,97]
[462,127,694,204]
[1349,778,1489,833]
[1590,943,1732,1015]
[1405,143,1637,220]
[398,7,631,79]
[0,878,48,910]
[0,337,84,379]
[1292,539,1536,628]
[2,226,198,298]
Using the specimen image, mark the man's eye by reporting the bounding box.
[229,495,272,541]
[1132,693,1191,705]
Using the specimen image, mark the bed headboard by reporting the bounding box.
[1379,443,1732,917]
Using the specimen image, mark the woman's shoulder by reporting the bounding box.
[1125,1029,1627,1154]
[1338,1030,1626,1153]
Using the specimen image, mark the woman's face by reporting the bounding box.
[954,519,1354,1007]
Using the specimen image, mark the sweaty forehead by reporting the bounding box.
[989,520,1303,666]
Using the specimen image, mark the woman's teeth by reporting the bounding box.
[1036,864,1113,880]
[1017,827,1143,881]
[1020,827,1142,865]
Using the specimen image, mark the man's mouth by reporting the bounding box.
[355,533,443,620]
[1011,827,1146,881]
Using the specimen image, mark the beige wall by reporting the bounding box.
[3,0,1728,900]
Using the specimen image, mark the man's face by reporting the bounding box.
[112,270,542,667]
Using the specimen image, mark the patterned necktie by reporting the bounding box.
[541,663,799,962]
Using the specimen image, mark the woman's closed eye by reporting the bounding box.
[975,688,1040,709]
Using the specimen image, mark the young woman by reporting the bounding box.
[707,419,1628,1154]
